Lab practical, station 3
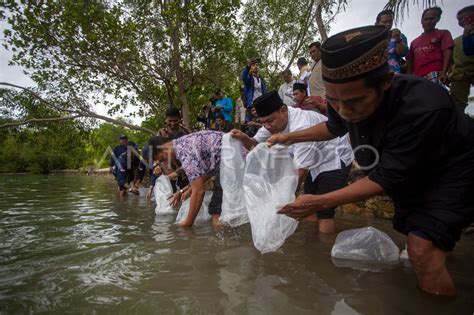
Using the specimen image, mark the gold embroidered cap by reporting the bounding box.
[321,25,390,83]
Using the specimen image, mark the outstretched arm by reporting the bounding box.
[230,129,258,151]
[278,176,384,220]
[267,121,337,146]
[178,176,208,227]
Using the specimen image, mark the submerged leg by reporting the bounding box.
[208,174,223,226]
[407,232,456,296]
[318,218,336,234]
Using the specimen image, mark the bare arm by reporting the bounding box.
[178,176,208,227]
[439,48,453,84]
[298,169,309,189]
[395,40,407,56]
[267,121,337,146]
[230,129,258,151]
[278,176,384,220]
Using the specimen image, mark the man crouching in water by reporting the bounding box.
[231,91,353,234]
[268,25,474,296]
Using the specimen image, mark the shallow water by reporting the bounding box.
[0,175,473,314]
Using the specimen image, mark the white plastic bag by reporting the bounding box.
[154,175,174,215]
[175,191,213,225]
[331,227,400,263]
[243,143,299,254]
[220,133,248,227]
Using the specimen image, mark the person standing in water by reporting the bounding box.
[152,131,228,227]
[268,25,474,296]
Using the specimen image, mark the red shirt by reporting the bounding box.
[407,29,454,77]
[295,96,327,116]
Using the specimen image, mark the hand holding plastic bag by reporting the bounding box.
[175,191,213,225]
[244,143,299,253]
[220,133,248,227]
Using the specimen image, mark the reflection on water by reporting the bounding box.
[0,175,473,314]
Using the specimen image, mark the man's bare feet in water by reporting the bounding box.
[212,214,223,228]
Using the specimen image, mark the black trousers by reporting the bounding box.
[208,173,223,215]
[304,161,351,219]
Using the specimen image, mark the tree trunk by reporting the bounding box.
[281,0,315,74]
[315,4,328,42]
[170,26,190,128]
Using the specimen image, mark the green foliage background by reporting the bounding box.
[0,0,352,173]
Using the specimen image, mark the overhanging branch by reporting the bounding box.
[0,115,82,128]
[0,82,157,134]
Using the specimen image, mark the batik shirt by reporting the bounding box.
[173,131,224,182]
[387,33,408,74]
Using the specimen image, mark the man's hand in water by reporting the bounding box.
[277,194,326,221]
[168,191,182,208]
[267,133,292,147]
[181,188,192,202]
[147,186,154,199]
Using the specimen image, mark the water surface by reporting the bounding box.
[0,175,473,314]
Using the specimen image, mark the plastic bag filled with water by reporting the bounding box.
[175,191,213,225]
[244,143,299,254]
[154,175,174,215]
[220,133,248,227]
[331,227,400,263]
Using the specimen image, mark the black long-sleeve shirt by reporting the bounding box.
[326,75,474,217]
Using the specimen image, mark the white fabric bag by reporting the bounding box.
[154,175,174,215]
[175,191,213,225]
[243,143,299,253]
[220,133,248,227]
[331,227,400,263]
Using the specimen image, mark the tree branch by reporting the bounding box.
[0,82,157,134]
[0,115,82,128]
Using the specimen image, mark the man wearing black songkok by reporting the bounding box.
[268,25,474,296]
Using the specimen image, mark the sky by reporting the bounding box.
[1,0,473,124]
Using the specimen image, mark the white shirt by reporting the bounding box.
[278,80,296,107]
[309,60,326,99]
[253,107,354,181]
[298,65,312,95]
[253,77,262,102]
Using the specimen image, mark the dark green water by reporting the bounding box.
[0,175,473,314]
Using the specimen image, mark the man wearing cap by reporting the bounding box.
[230,91,353,234]
[109,134,140,196]
[158,107,191,139]
[268,25,474,296]
[293,82,327,115]
[241,58,267,111]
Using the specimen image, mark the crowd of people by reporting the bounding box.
[108,6,474,297]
